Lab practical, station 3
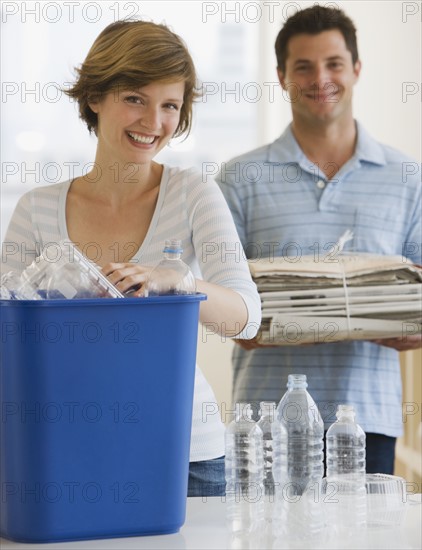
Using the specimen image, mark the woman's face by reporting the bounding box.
[90,80,185,166]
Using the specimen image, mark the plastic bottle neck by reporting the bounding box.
[336,404,356,423]
[259,401,276,420]
[163,239,183,261]
[287,373,308,390]
[235,403,253,422]
[163,251,182,260]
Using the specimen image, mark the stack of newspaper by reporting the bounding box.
[250,253,422,345]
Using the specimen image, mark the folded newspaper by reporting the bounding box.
[249,253,422,345]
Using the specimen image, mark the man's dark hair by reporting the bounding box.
[275,6,359,72]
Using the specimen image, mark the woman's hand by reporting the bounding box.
[102,265,253,339]
[102,262,151,296]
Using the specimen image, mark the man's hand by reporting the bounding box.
[236,334,422,351]
[233,336,278,350]
[233,337,324,349]
[372,335,422,352]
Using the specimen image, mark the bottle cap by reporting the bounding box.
[287,373,308,389]
[163,239,183,254]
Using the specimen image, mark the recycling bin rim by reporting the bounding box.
[0,293,207,308]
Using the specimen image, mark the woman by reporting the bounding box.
[1,20,261,495]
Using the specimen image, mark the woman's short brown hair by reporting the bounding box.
[65,20,200,137]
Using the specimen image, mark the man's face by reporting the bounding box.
[278,30,361,126]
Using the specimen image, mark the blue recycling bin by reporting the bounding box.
[0,294,206,542]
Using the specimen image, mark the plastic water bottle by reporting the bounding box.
[143,239,196,296]
[257,402,277,497]
[270,407,288,493]
[257,401,286,540]
[270,401,288,535]
[275,374,324,497]
[326,404,366,477]
[225,403,264,534]
[272,375,324,541]
[325,404,366,530]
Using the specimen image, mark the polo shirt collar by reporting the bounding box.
[353,121,386,166]
[268,121,387,166]
[267,124,302,163]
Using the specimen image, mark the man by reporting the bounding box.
[216,5,421,474]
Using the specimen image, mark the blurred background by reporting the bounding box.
[1,1,421,484]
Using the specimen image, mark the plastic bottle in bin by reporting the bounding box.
[0,241,123,300]
[143,239,196,296]
[225,403,264,534]
[0,258,52,300]
[275,374,324,497]
[46,260,101,299]
[1,271,34,299]
[45,241,123,299]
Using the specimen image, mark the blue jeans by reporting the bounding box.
[188,456,226,497]
[365,433,396,474]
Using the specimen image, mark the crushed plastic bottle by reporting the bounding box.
[0,258,51,300]
[1,270,38,300]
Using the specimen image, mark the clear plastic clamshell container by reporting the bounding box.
[1,241,123,300]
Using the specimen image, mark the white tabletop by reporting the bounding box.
[1,495,421,549]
